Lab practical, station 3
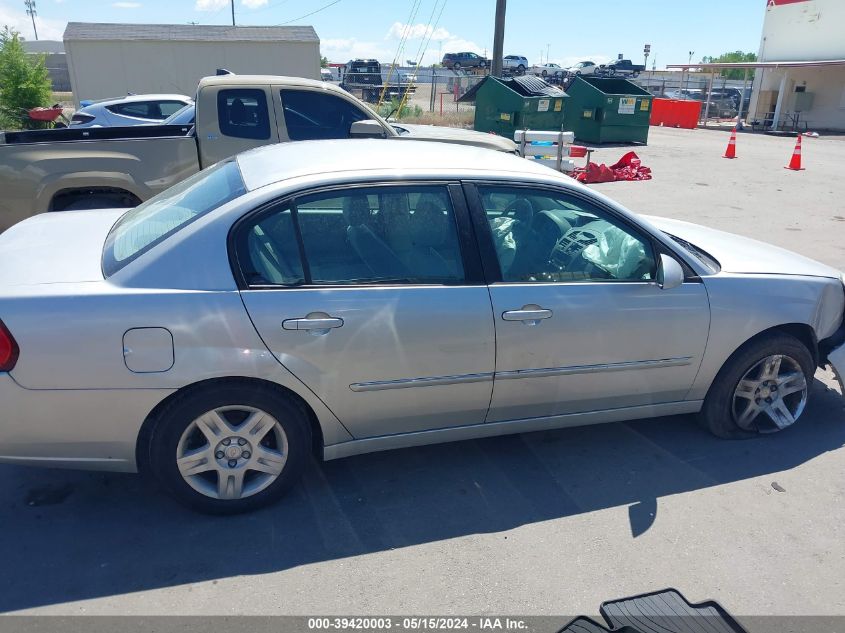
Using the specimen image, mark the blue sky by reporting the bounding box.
[2,0,765,69]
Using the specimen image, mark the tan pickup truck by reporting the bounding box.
[0,74,516,232]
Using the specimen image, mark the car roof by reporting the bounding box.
[197,74,328,90]
[86,94,192,106]
[236,139,566,192]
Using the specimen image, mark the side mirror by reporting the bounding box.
[350,119,387,139]
[657,253,684,290]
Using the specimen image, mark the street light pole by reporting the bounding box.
[491,0,506,77]
[231,0,236,26]
[24,0,38,40]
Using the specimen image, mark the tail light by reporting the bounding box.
[0,320,19,372]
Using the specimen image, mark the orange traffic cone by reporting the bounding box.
[723,128,737,159]
[785,135,804,171]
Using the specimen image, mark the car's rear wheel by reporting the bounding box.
[149,382,310,514]
[700,333,814,438]
[453,62,461,70]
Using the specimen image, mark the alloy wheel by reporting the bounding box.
[732,354,808,432]
[176,405,288,500]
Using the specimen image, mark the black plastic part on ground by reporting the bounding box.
[558,589,748,633]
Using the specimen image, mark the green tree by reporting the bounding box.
[700,51,757,80]
[320,55,329,68]
[0,26,53,130]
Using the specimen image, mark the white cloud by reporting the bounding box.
[241,0,268,7]
[382,23,484,65]
[321,37,395,64]
[0,5,66,40]
[113,1,142,7]
[195,0,228,11]
[386,22,450,42]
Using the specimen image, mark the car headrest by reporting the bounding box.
[342,196,371,226]
[411,202,448,248]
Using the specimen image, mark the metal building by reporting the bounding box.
[63,22,320,105]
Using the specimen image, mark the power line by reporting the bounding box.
[278,0,342,25]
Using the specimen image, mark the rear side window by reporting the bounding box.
[217,89,271,140]
[102,160,246,276]
[235,185,465,286]
[107,101,162,120]
[281,89,370,141]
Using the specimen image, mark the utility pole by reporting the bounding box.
[491,0,506,77]
[231,0,236,26]
[24,0,38,40]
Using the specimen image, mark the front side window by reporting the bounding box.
[281,89,370,141]
[103,160,246,276]
[217,89,271,140]
[235,186,465,286]
[478,186,655,283]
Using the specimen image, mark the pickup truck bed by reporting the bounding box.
[2,124,193,145]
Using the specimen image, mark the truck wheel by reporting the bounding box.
[61,194,137,211]
[699,333,814,439]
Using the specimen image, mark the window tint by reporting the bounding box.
[103,160,246,276]
[479,186,655,283]
[281,89,370,141]
[107,101,162,120]
[217,89,271,140]
[236,186,465,286]
[159,100,188,117]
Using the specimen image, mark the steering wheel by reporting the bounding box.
[548,228,614,279]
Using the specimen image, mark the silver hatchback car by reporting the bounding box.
[1,141,843,513]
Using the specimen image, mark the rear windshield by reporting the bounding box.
[102,160,246,276]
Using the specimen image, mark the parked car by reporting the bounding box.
[566,61,598,76]
[665,89,736,118]
[1,140,843,514]
[320,68,334,81]
[0,74,516,232]
[531,62,563,78]
[70,94,193,128]
[596,59,645,78]
[502,55,529,73]
[442,51,489,71]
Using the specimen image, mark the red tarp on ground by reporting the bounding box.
[575,151,652,183]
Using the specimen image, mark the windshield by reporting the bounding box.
[163,104,195,125]
[102,160,246,276]
[663,232,721,273]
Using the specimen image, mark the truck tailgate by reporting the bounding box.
[0,209,127,286]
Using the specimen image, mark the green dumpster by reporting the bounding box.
[563,76,652,144]
[458,76,567,138]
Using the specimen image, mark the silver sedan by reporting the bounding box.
[1,140,843,513]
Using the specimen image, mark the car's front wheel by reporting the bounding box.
[700,333,814,438]
[149,382,310,514]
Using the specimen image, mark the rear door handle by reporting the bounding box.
[282,316,344,335]
[502,308,553,326]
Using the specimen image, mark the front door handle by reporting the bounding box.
[502,307,553,326]
[282,315,344,336]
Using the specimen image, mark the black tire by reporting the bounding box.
[479,60,487,68]
[61,195,135,211]
[541,70,548,77]
[453,62,461,70]
[517,64,525,73]
[148,381,311,514]
[699,333,814,439]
